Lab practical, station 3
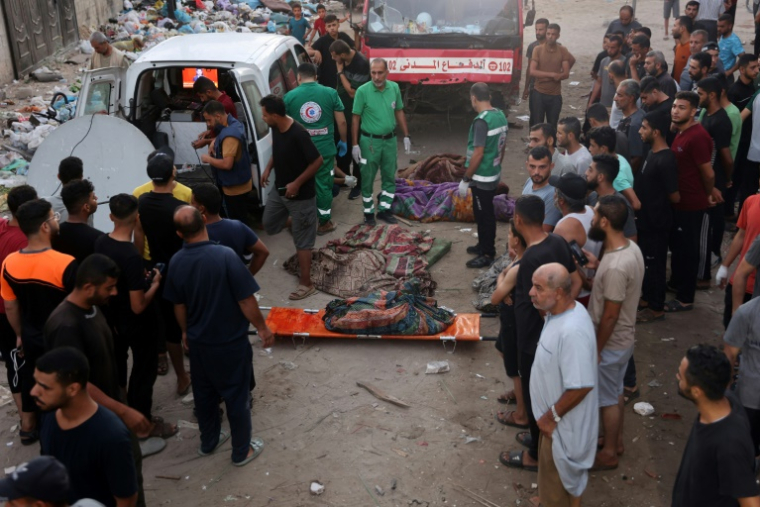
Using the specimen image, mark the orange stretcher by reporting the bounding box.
[263,307,495,341]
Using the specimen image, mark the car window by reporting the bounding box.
[268,64,286,98]
[240,80,270,139]
[279,50,299,91]
[294,44,310,65]
[84,81,112,115]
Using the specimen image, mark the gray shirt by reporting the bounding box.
[551,149,574,177]
[530,303,598,497]
[724,297,760,409]
[522,178,562,227]
[742,234,760,296]
[565,145,594,175]
[599,56,624,107]
[605,19,642,37]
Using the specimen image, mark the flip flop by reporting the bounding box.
[636,308,665,324]
[515,431,532,449]
[623,387,640,405]
[495,410,529,429]
[664,300,693,313]
[198,429,231,457]
[233,437,265,467]
[499,450,538,472]
[140,437,167,458]
[497,390,516,405]
[289,284,317,301]
[157,354,169,376]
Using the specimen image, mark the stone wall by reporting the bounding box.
[74,0,122,34]
[0,13,14,84]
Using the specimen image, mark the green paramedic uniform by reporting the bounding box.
[466,108,508,187]
[284,81,345,224]
[352,79,404,215]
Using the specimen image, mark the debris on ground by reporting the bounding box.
[425,360,450,374]
[357,381,411,408]
[310,481,325,495]
[633,402,655,416]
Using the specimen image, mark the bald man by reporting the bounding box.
[163,206,273,467]
[529,263,598,507]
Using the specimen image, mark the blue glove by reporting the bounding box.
[336,140,348,157]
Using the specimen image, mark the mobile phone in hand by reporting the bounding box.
[569,240,589,267]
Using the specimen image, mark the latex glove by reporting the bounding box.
[716,265,729,287]
[403,136,411,154]
[352,145,362,164]
[336,140,347,157]
[458,179,470,198]
[344,175,357,188]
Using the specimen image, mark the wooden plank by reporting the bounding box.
[356,381,410,408]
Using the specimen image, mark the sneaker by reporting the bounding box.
[466,255,494,269]
[317,220,336,236]
[348,187,361,200]
[364,214,376,226]
[466,244,482,255]
[376,211,398,224]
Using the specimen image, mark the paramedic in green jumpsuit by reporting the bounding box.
[459,82,508,269]
[351,58,411,226]
[284,63,348,235]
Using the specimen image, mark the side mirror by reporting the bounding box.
[524,0,536,26]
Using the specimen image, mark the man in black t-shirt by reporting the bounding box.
[635,112,680,323]
[135,154,190,396]
[672,344,760,507]
[331,39,370,200]
[728,54,760,211]
[500,195,581,473]
[260,95,322,301]
[697,77,733,286]
[95,194,166,427]
[307,14,354,89]
[33,347,138,507]
[52,179,103,263]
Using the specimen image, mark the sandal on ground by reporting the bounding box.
[19,428,39,446]
[623,387,640,405]
[499,450,538,472]
[233,437,265,467]
[495,410,529,429]
[664,300,693,313]
[515,431,533,449]
[198,429,231,457]
[149,417,178,439]
[157,354,169,376]
[636,308,665,324]
[289,284,317,301]
[497,390,516,405]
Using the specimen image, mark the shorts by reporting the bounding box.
[263,190,317,251]
[598,346,634,407]
[664,0,679,17]
[495,302,519,377]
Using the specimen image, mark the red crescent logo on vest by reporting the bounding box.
[300,101,322,123]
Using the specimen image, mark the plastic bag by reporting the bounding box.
[79,40,94,55]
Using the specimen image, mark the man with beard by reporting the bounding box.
[33,347,138,507]
[528,123,572,177]
[583,196,644,471]
[614,80,646,174]
[606,5,642,38]
[525,18,549,124]
[639,76,673,115]
[0,199,77,445]
[199,100,254,224]
[635,112,680,324]
[307,14,354,89]
[686,52,713,92]
[584,155,637,240]
[667,91,716,313]
[728,54,760,210]
[625,34,650,81]
[643,51,678,98]
[557,117,592,175]
[671,344,760,506]
[52,179,103,264]
[680,31,724,91]
[672,16,693,82]
[521,147,562,232]
[588,35,625,109]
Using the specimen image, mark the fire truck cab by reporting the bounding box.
[357,0,525,111]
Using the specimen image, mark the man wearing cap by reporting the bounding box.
[352,58,411,226]
[459,82,508,269]
[285,63,348,236]
[551,172,602,308]
[0,455,104,506]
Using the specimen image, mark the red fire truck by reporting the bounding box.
[354,0,527,111]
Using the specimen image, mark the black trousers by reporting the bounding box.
[0,313,20,394]
[639,227,669,312]
[624,355,637,389]
[724,283,753,329]
[669,209,707,305]
[700,203,725,280]
[472,186,497,258]
[519,350,539,461]
[114,308,159,420]
[744,406,760,457]
[222,191,255,228]
[529,90,562,128]
[739,161,760,215]
[191,337,253,463]
[19,339,45,413]
[337,112,361,184]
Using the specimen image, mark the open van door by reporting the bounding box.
[75,67,126,118]
[228,67,274,206]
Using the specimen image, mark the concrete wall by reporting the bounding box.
[0,12,14,83]
[74,0,122,33]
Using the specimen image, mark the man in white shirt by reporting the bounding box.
[557,117,593,175]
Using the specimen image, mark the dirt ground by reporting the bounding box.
[1,1,757,505]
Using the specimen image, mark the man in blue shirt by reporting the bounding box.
[191,183,269,274]
[164,206,274,467]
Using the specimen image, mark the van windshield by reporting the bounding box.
[366,0,518,36]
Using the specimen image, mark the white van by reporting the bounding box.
[76,33,311,206]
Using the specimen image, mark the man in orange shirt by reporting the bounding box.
[672,15,693,81]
